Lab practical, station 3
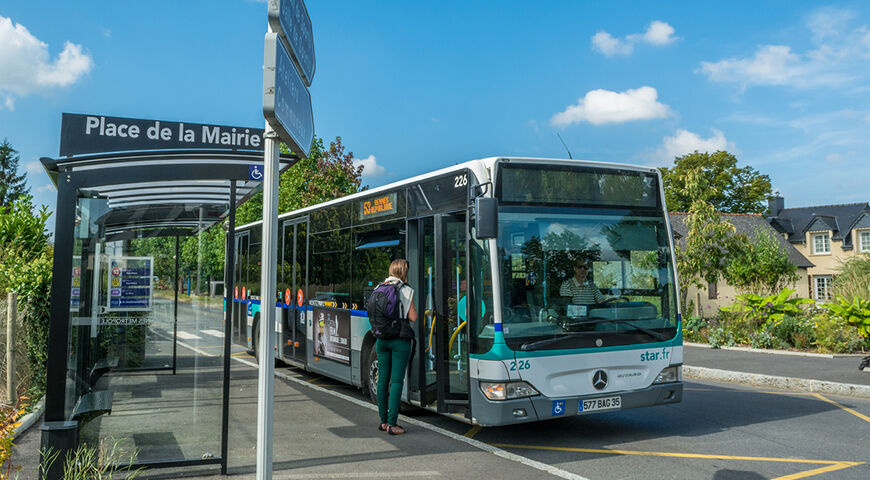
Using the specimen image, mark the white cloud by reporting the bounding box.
[591,31,634,56]
[352,154,386,178]
[698,7,870,90]
[0,16,93,109]
[825,153,843,163]
[637,20,678,46]
[591,21,677,57]
[36,184,55,193]
[25,160,43,175]
[551,86,671,127]
[656,129,736,163]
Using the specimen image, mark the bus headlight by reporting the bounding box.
[480,381,540,401]
[653,366,681,384]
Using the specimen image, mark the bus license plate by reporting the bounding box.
[580,396,621,413]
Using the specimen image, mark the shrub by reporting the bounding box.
[767,314,816,349]
[813,311,866,353]
[723,289,814,329]
[833,253,870,303]
[824,296,870,338]
[682,315,707,343]
[708,327,737,348]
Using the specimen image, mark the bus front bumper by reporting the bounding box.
[470,381,683,427]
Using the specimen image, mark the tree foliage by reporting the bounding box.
[725,230,798,296]
[0,194,53,398]
[674,171,740,291]
[236,135,364,225]
[0,139,28,208]
[660,150,772,213]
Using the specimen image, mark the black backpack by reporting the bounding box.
[368,282,402,339]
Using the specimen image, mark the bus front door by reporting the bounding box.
[281,218,308,364]
[417,213,469,415]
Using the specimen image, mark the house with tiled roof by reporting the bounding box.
[765,196,870,302]
[669,212,813,317]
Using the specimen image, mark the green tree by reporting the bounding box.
[0,139,28,208]
[724,230,798,295]
[660,150,772,213]
[0,194,53,398]
[236,135,364,224]
[674,171,742,293]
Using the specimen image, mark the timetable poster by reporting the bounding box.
[313,307,350,364]
[70,259,81,312]
[106,256,153,312]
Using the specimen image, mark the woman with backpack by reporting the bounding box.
[375,259,417,435]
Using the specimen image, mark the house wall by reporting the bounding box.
[685,268,809,318]
[792,229,853,276]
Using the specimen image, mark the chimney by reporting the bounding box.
[768,194,784,217]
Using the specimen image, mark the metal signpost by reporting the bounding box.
[259,0,314,478]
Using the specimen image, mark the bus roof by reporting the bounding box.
[235,156,660,231]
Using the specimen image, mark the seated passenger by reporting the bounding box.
[560,259,604,305]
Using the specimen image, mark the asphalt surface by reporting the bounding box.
[12,302,870,479]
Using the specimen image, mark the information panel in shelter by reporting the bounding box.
[106,256,153,312]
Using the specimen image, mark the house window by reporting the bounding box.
[860,231,870,253]
[812,233,830,254]
[814,275,832,301]
[707,281,717,300]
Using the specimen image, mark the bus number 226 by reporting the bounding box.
[510,360,531,371]
[454,174,467,188]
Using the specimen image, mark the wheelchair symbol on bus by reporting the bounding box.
[552,400,565,416]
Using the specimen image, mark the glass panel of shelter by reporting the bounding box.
[66,188,227,464]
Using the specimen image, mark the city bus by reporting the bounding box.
[229,157,683,426]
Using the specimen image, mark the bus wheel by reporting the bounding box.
[365,347,379,404]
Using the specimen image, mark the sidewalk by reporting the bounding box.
[683,342,870,398]
[12,343,869,479]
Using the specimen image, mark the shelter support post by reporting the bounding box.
[221,181,236,475]
[41,170,79,480]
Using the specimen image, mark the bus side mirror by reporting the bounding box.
[474,197,498,239]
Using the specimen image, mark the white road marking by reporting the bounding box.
[275,473,441,479]
[164,334,589,480]
[201,329,225,338]
[176,331,200,340]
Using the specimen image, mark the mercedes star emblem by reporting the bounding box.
[592,370,608,390]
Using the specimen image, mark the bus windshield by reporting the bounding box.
[497,206,678,351]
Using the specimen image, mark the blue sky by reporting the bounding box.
[2,0,869,223]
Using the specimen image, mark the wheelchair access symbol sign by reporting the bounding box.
[552,400,566,416]
[249,164,264,181]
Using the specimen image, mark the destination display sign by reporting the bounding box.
[268,0,315,86]
[263,33,314,157]
[313,307,350,365]
[59,113,266,157]
[360,193,397,220]
[106,256,153,312]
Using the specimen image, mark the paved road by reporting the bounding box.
[155,303,870,480]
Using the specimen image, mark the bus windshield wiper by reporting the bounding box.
[566,317,669,341]
[520,332,597,351]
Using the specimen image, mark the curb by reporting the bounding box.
[684,366,870,399]
[12,396,44,440]
[684,341,867,359]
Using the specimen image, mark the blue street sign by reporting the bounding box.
[268,0,315,86]
[249,164,264,181]
[263,32,313,157]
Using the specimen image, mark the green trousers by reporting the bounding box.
[376,337,412,425]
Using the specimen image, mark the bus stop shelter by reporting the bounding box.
[38,114,296,477]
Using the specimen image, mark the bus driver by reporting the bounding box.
[560,258,604,305]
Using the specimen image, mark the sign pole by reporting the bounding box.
[256,124,280,480]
